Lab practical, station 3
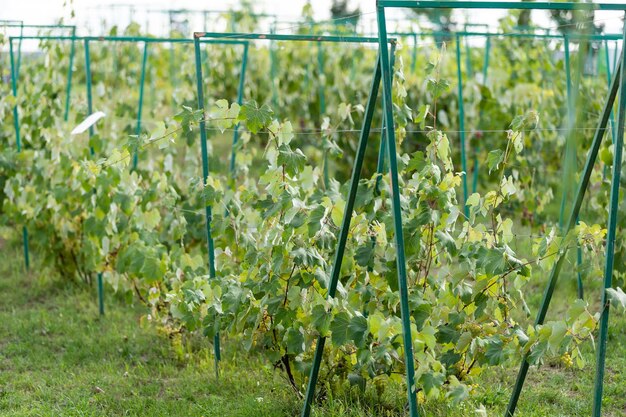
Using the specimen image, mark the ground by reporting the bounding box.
[0,233,625,417]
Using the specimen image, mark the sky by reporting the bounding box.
[2,1,625,38]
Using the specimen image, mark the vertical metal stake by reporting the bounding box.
[64,27,76,122]
[230,42,249,176]
[84,39,104,317]
[133,41,149,171]
[472,36,491,194]
[455,33,469,217]
[193,36,220,376]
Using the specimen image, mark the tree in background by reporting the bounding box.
[330,0,360,28]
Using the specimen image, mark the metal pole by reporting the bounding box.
[505,49,623,417]
[269,27,278,109]
[472,36,491,194]
[557,36,585,300]
[64,28,76,122]
[411,33,417,72]
[456,33,469,217]
[229,42,249,176]
[605,40,617,145]
[464,29,472,78]
[592,19,626,417]
[375,42,396,192]
[9,38,29,270]
[16,22,23,77]
[193,36,220,377]
[377,7,419,417]
[132,42,149,171]
[559,35,573,229]
[301,52,382,417]
[317,41,330,189]
[169,43,176,109]
[84,39,105,317]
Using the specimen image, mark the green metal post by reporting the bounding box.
[464,30,472,77]
[505,49,623,417]
[592,19,626,417]
[9,38,29,270]
[16,23,23,77]
[605,40,617,144]
[557,36,585,300]
[269,28,278,109]
[375,42,396,192]
[64,27,76,122]
[301,53,382,417]
[411,33,417,72]
[377,7,419,417]
[84,39,105,317]
[9,40,21,154]
[169,43,176,109]
[614,39,619,72]
[472,36,491,194]
[193,36,221,376]
[559,36,573,229]
[229,42,249,175]
[455,33,469,217]
[132,42,149,171]
[317,41,330,189]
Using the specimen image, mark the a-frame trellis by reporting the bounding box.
[300,2,626,417]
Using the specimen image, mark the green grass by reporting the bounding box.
[0,232,625,416]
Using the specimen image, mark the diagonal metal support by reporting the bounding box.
[592,16,626,417]
[301,52,382,417]
[378,6,419,417]
[505,47,624,417]
[375,41,396,193]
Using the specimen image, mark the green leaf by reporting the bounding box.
[284,327,305,354]
[420,371,445,396]
[466,193,480,208]
[311,305,332,336]
[307,205,326,237]
[606,287,626,311]
[239,100,273,133]
[427,78,451,100]
[414,104,430,129]
[477,247,507,277]
[446,384,469,404]
[487,149,505,173]
[347,315,368,347]
[354,242,375,268]
[330,312,350,345]
[141,255,165,283]
[548,321,568,349]
[485,338,505,365]
[277,144,307,174]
